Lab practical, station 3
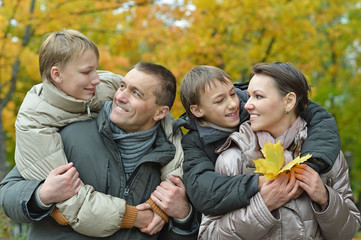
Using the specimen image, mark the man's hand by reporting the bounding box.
[151,175,190,219]
[136,203,165,235]
[260,171,299,212]
[39,163,82,205]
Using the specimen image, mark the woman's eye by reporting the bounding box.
[256,95,263,99]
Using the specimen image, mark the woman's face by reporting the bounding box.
[245,74,289,138]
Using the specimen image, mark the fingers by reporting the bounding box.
[169,175,185,189]
[150,194,165,210]
[52,163,73,175]
[140,213,165,235]
[136,203,151,211]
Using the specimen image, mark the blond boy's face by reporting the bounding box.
[53,49,100,100]
[191,79,240,128]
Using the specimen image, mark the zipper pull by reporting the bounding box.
[124,186,130,197]
[86,100,91,117]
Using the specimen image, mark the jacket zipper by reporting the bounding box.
[86,100,91,116]
[123,167,140,197]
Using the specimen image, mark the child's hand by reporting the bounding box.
[39,163,81,204]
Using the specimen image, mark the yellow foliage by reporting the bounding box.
[254,141,312,180]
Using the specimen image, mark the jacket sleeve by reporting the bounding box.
[55,185,128,237]
[198,192,277,240]
[301,101,340,173]
[314,152,361,240]
[0,167,52,223]
[182,131,258,215]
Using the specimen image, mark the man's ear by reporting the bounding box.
[154,106,169,121]
[50,66,62,83]
[284,92,297,112]
[190,104,204,118]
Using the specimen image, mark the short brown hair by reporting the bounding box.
[251,62,310,116]
[134,62,176,109]
[39,29,99,82]
[180,65,232,121]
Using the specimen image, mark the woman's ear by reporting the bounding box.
[284,92,297,112]
[50,66,62,83]
[190,104,204,118]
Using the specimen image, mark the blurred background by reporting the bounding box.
[1,0,360,238]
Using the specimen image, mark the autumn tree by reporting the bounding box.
[1,0,360,207]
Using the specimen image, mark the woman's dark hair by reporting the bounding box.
[251,62,310,116]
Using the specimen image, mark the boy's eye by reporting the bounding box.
[82,71,91,75]
[215,98,224,104]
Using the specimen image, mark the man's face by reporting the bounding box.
[110,68,164,133]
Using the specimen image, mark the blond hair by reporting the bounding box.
[39,29,99,82]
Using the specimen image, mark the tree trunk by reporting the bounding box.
[0,110,9,180]
[0,0,36,180]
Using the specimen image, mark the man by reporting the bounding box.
[0,62,198,239]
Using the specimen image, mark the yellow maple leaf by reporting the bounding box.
[253,140,312,180]
[278,154,312,174]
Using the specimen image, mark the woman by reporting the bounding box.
[198,62,361,240]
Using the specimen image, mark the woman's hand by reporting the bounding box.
[293,164,329,209]
[260,171,300,211]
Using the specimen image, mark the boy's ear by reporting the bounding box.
[154,106,169,121]
[51,66,62,83]
[190,104,204,118]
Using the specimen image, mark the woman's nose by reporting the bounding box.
[244,99,253,110]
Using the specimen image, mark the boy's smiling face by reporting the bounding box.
[190,78,240,128]
[52,49,100,100]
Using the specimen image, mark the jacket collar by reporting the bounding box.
[42,80,93,113]
[174,113,231,145]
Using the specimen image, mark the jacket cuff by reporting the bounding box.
[120,204,138,229]
[146,199,169,223]
[50,207,69,225]
[35,184,52,209]
[245,175,259,198]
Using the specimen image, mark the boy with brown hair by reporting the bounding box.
[177,65,341,216]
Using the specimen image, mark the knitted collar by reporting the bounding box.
[104,101,159,179]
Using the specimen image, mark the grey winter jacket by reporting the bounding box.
[179,86,341,216]
[199,121,361,240]
[0,106,198,240]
